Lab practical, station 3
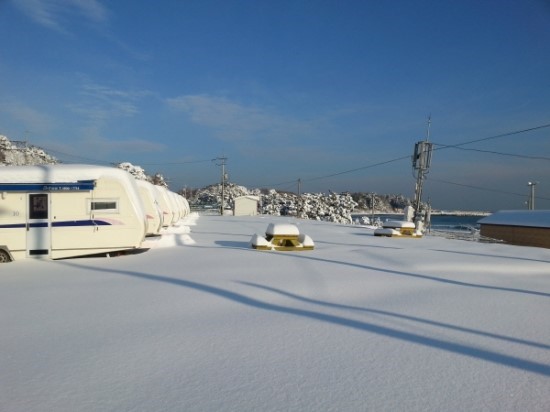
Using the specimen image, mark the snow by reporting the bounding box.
[0,164,136,184]
[1,214,549,411]
[479,210,550,228]
[381,220,416,228]
[265,223,300,236]
[0,135,58,166]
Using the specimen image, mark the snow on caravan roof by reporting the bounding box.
[0,164,146,217]
[479,210,550,228]
[0,164,128,183]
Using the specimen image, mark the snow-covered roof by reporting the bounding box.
[0,164,131,183]
[234,195,260,201]
[478,210,550,228]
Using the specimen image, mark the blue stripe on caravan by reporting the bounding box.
[0,223,49,228]
[0,223,26,229]
[52,220,112,227]
[0,180,95,192]
[0,223,49,229]
[0,221,112,229]
[29,222,48,228]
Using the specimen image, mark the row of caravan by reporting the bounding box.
[0,164,190,262]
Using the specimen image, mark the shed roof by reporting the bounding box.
[234,195,260,201]
[478,210,550,228]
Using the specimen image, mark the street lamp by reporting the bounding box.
[527,181,538,210]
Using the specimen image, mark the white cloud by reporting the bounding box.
[63,81,163,157]
[166,94,313,142]
[0,101,55,134]
[12,0,109,31]
[86,136,166,154]
[167,95,273,135]
[70,81,153,122]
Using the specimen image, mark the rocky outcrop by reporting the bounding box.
[0,135,57,166]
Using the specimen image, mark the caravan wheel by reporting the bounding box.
[0,250,11,263]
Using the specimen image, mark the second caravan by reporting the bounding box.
[135,179,164,236]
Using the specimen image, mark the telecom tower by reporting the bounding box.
[412,119,434,227]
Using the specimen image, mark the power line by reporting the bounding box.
[277,181,300,192]
[261,123,550,189]
[30,142,218,167]
[430,178,550,201]
[34,145,216,167]
[138,159,214,166]
[303,155,411,183]
[432,144,550,161]
[36,148,115,165]
[258,155,411,190]
[268,178,303,188]
[16,121,550,195]
[434,123,550,151]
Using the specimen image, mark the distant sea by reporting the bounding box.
[352,213,485,231]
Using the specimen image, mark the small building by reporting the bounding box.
[233,195,259,216]
[478,210,550,249]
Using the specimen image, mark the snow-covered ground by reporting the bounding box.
[1,214,549,412]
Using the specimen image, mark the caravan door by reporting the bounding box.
[27,193,50,257]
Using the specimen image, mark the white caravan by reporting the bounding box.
[152,185,174,228]
[0,164,147,262]
[181,196,190,217]
[135,180,163,236]
[167,190,182,223]
[176,194,190,219]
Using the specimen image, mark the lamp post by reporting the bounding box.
[527,181,538,210]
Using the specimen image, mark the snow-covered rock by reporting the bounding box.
[117,162,149,181]
[0,135,57,166]
[190,184,359,223]
[116,162,169,188]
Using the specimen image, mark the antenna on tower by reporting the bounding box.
[411,117,434,232]
[426,114,432,141]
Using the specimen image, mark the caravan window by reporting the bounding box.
[88,199,119,213]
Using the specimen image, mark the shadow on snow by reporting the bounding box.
[239,281,550,351]
[60,260,550,377]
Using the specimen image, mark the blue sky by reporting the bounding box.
[1,0,550,211]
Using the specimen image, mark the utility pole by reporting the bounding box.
[213,156,228,215]
[527,181,538,210]
[371,193,375,222]
[297,178,302,196]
